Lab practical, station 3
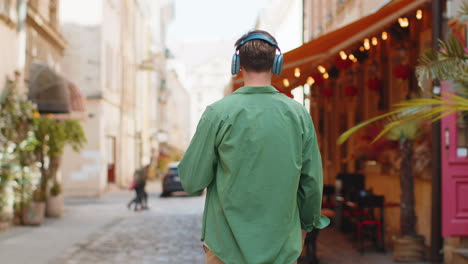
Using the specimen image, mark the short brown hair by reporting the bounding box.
[234,30,277,73]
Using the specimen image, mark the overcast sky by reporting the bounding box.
[60,0,267,43]
[167,0,267,43]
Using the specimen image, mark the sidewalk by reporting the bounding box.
[0,182,158,264]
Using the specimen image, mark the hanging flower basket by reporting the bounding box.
[344,85,358,97]
[393,64,411,80]
[367,78,381,91]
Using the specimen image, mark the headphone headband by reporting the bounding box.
[236,33,281,53]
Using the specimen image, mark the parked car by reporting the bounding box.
[161,161,204,197]
[161,162,183,197]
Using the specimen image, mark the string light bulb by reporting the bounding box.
[339,50,347,60]
[306,76,315,86]
[348,54,357,62]
[359,46,365,52]
[294,67,301,78]
[398,17,409,28]
[371,37,378,46]
[323,72,329,79]
[416,9,423,20]
[381,31,388,40]
[363,38,371,50]
[283,78,290,87]
[318,65,327,74]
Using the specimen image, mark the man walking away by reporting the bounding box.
[179,30,329,264]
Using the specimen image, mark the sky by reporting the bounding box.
[60,0,268,42]
[60,0,101,25]
[167,0,267,43]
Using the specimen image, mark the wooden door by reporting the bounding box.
[441,81,468,237]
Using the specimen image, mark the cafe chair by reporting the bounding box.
[322,185,336,209]
[350,194,385,254]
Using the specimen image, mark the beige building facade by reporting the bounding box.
[25,0,66,81]
[0,0,65,92]
[0,0,20,89]
[164,69,191,152]
[60,0,172,196]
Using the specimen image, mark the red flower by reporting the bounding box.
[393,64,411,80]
[322,87,334,97]
[335,57,353,70]
[343,85,358,97]
[367,78,381,91]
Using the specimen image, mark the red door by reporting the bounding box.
[441,81,468,237]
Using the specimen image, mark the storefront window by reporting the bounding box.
[457,112,468,157]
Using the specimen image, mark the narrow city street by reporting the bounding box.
[0,181,206,264]
[0,180,428,264]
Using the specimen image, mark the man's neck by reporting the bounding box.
[242,70,272,87]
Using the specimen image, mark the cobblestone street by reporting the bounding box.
[0,181,427,264]
[54,195,205,264]
[0,182,206,264]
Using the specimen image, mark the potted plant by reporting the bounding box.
[33,117,86,218]
[0,77,40,226]
[46,180,63,217]
[22,188,46,225]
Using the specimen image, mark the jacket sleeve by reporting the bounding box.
[297,115,330,232]
[179,107,218,194]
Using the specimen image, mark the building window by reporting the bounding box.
[457,113,468,157]
[0,0,16,22]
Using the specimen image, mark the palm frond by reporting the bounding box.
[458,0,468,22]
[416,35,468,94]
[336,110,398,144]
[338,94,468,144]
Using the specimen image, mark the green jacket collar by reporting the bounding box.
[233,86,279,95]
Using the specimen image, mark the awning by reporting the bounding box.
[232,0,430,91]
[29,62,70,113]
[28,62,87,118]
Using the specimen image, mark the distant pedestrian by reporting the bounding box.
[127,165,149,211]
[179,30,330,264]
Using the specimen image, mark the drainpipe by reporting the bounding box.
[430,0,443,263]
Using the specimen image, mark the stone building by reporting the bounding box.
[59,0,172,196]
[163,69,191,153]
[24,0,66,81]
[0,0,21,88]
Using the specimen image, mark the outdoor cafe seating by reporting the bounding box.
[334,173,386,253]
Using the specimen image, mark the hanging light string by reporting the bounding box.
[283,8,422,89]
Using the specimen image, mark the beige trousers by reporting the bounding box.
[203,245,297,264]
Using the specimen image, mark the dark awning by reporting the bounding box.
[28,62,71,114]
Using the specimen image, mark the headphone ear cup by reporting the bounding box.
[231,53,240,75]
[272,54,283,75]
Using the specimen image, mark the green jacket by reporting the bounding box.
[179,86,329,264]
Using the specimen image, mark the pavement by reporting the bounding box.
[0,181,205,264]
[0,180,429,264]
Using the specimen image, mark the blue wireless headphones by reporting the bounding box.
[231,32,283,76]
